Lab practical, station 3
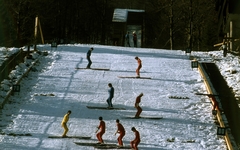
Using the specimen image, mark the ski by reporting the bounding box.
[118,76,151,79]
[74,142,116,147]
[86,106,126,110]
[75,68,109,71]
[94,145,132,149]
[123,116,163,120]
[48,136,91,139]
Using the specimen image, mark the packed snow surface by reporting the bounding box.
[1,44,238,150]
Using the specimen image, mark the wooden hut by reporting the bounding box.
[216,0,240,52]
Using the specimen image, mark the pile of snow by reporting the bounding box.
[0,50,41,102]
[194,50,240,100]
[0,47,19,65]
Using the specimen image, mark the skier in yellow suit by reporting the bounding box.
[61,110,71,137]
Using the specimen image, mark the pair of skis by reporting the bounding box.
[74,142,131,149]
[48,136,131,149]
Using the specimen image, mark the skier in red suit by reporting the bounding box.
[135,57,142,78]
[96,116,105,144]
[115,119,125,147]
[135,93,143,118]
[130,127,141,150]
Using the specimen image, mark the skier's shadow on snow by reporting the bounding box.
[75,57,83,71]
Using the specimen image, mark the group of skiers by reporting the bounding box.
[60,47,145,149]
[105,82,144,118]
[61,88,144,149]
[61,113,141,149]
[95,117,140,149]
[86,47,142,78]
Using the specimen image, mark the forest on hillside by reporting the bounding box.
[0,0,218,50]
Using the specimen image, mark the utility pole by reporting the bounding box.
[169,0,173,50]
[34,16,44,51]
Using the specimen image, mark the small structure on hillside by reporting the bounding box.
[215,0,240,53]
[111,9,145,47]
